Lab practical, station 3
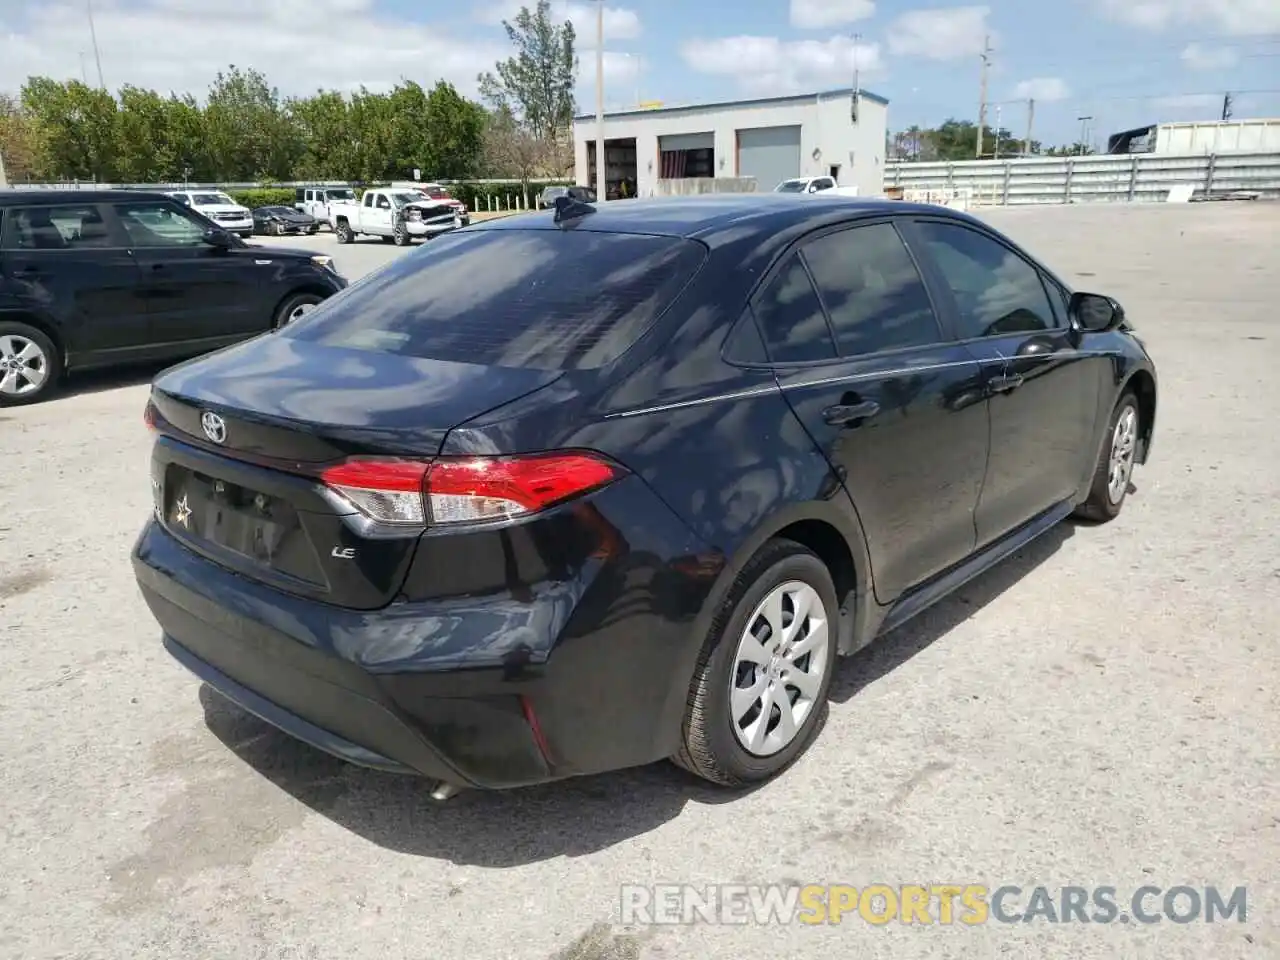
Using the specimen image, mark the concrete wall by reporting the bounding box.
[573,92,888,199]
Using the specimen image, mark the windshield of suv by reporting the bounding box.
[774,180,807,193]
[192,192,235,206]
[283,230,708,370]
[424,186,451,198]
[325,189,356,201]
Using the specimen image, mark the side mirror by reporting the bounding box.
[202,228,233,249]
[807,184,819,193]
[1070,292,1124,332]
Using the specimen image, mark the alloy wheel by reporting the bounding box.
[0,334,49,399]
[729,580,830,757]
[1107,405,1137,504]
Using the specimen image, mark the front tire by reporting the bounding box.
[0,322,62,406]
[273,292,323,330]
[675,539,838,786]
[334,220,353,244]
[393,221,411,246]
[1075,390,1140,522]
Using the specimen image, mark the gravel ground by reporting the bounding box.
[1,202,1277,960]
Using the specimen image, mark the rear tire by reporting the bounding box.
[0,321,61,406]
[1075,390,1140,522]
[273,292,323,330]
[334,220,353,244]
[674,539,839,787]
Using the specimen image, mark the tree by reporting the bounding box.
[203,66,300,180]
[0,94,48,182]
[423,81,486,179]
[289,90,353,179]
[478,1,577,152]
[21,78,120,181]
[481,106,547,187]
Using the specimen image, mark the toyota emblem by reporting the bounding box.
[200,411,227,444]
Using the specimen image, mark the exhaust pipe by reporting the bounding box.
[429,781,465,801]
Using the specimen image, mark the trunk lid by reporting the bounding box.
[148,335,563,609]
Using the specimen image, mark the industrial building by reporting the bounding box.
[572,87,889,200]
[1107,118,1280,154]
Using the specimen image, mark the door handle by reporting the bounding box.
[988,373,1024,394]
[822,399,881,425]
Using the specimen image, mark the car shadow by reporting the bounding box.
[198,519,1076,865]
[57,361,173,399]
[829,521,1076,704]
[199,684,757,867]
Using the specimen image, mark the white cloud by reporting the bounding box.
[887,6,992,61]
[790,0,876,29]
[682,35,883,95]
[479,1,642,47]
[0,0,507,98]
[575,51,645,110]
[1093,0,1280,35]
[1012,77,1071,102]
[1179,42,1240,70]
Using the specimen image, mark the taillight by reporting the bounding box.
[143,401,157,430]
[319,452,623,526]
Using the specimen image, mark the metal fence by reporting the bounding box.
[883,151,1280,205]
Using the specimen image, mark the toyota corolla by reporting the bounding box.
[132,194,1157,794]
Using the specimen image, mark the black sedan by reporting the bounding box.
[252,206,320,236]
[133,194,1157,793]
[0,190,347,405]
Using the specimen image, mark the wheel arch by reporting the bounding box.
[1124,369,1157,463]
[0,309,66,365]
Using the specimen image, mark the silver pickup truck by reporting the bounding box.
[329,188,463,246]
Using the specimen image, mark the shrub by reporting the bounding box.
[228,188,296,208]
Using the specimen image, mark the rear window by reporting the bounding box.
[283,229,707,370]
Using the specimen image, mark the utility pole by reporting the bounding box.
[594,0,606,202]
[976,34,992,158]
[1024,98,1035,156]
[0,148,8,189]
[86,0,106,89]
[1221,92,1233,121]
[994,104,1002,158]
[1077,115,1093,155]
[852,32,861,123]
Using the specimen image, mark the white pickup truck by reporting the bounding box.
[294,186,358,228]
[329,188,464,246]
[773,176,859,197]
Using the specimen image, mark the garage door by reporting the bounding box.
[659,132,714,152]
[736,125,801,191]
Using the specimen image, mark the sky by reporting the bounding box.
[0,0,1277,148]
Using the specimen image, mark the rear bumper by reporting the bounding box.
[131,475,719,788]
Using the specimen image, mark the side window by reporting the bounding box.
[0,204,113,250]
[753,256,837,364]
[114,201,208,247]
[1045,277,1071,325]
[801,222,943,356]
[722,310,768,365]
[814,178,835,191]
[376,195,391,209]
[915,221,1059,338]
[363,192,375,208]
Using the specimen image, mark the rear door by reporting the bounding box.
[0,201,148,364]
[906,218,1104,547]
[114,198,267,347]
[761,219,989,603]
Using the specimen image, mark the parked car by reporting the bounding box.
[167,190,254,237]
[329,188,463,246]
[252,205,320,237]
[394,182,470,225]
[0,190,347,405]
[774,176,860,197]
[294,186,358,228]
[539,185,596,208]
[132,194,1157,795]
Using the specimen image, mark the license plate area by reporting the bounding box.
[162,464,324,585]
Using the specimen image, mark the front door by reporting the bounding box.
[907,218,1104,547]
[368,193,394,233]
[755,220,990,603]
[0,201,148,366]
[112,199,264,349]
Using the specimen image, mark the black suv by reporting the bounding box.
[0,190,348,405]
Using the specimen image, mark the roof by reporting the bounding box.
[0,189,173,205]
[473,193,962,247]
[573,87,888,123]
